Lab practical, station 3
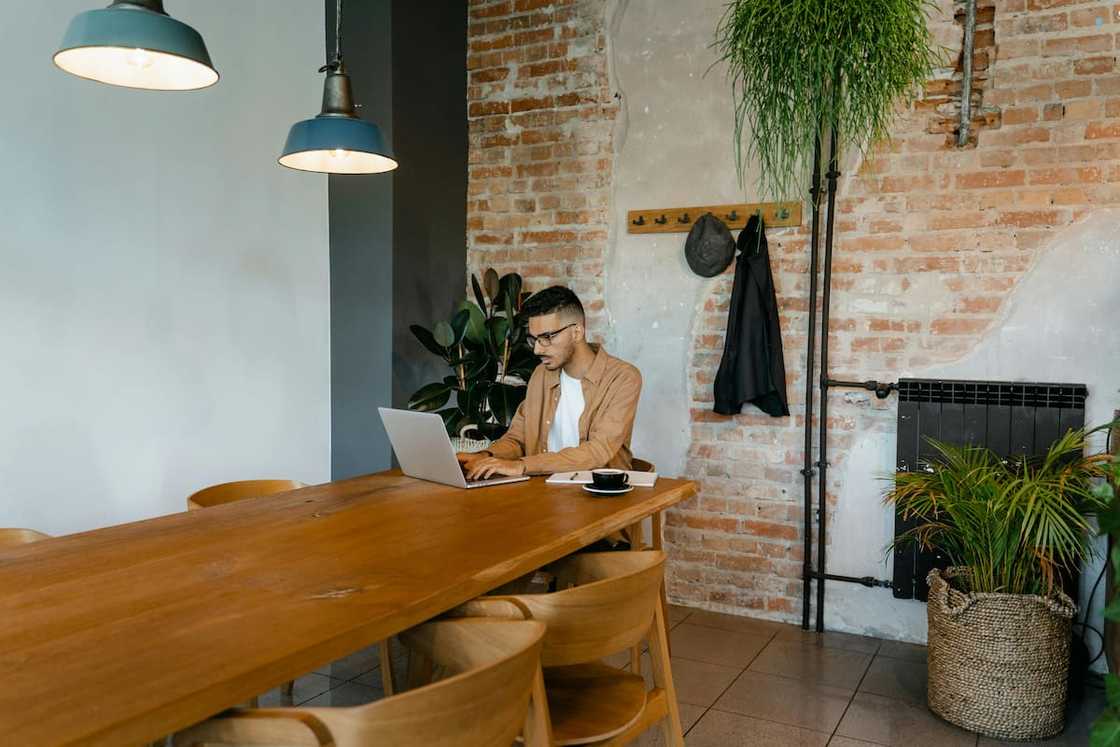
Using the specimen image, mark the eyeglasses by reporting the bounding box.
[527,322,576,348]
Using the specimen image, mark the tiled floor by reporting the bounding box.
[253,604,1106,746]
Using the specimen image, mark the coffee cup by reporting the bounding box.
[591,469,629,490]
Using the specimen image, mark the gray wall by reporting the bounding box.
[328,0,467,479]
[327,0,395,479]
[0,0,331,534]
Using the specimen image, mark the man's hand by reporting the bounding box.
[465,456,527,481]
[456,451,489,474]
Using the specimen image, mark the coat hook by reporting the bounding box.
[654,214,668,225]
[678,212,691,224]
[631,215,646,226]
[726,210,739,222]
[778,207,789,220]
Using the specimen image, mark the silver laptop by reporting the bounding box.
[378,408,531,489]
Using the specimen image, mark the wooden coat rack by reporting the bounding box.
[626,201,802,234]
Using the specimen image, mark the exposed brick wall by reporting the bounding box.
[467,0,1120,622]
[466,0,617,334]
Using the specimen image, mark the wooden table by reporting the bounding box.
[0,472,695,746]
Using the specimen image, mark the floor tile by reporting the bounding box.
[685,609,785,638]
[828,737,886,746]
[603,648,632,669]
[976,683,1106,746]
[877,640,927,664]
[300,681,382,707]
[686,708,831,746]
[631,702,705,746]
[314,644,380,681]
[257,673,333,707]
[858,657,926,705]
[668,604,693,628]
[669,623,770,668]
[835,692,977,747]
[773,626,882,656]
[637,652,741,707]
[749,640,872,691]
[714,670,852,733]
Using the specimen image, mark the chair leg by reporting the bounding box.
[652,511,672,657]
[379,638,395,695]
[282,679,295,698]
[522,663,554,747]
[649,596,684,747]
[628,520,644,676]
[406,648,434,690]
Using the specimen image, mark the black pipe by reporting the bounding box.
[827,379,898,400]
[810,571,893,589]
[815,118,841,634]
[800,133,824,631]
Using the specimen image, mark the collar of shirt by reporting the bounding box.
[545,343,607,390]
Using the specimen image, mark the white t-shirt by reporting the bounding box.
[548,370,585,453]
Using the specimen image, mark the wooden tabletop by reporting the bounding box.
[0,472,695,746]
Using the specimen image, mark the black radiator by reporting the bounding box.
[891,378,1088,600]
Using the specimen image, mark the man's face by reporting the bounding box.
[527,312,579,371]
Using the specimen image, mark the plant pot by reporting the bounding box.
[926,568,1077,741]
[450,425,491,454]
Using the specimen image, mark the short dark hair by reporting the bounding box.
[520,285,584,321]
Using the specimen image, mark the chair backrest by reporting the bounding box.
[0,528,50,549]
[186,480,303,511]
[175,619,545,747]
[457,551,665,667]
[631,458,656,473]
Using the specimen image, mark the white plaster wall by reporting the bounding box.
[606,0,1120,650]
[0,1,331,535]
[605,0,760,477]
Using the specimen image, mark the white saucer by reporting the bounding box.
[582,484,634,495]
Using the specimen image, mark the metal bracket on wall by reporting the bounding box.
[627,202,802,234]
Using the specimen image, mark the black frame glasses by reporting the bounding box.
[527,322,576,348]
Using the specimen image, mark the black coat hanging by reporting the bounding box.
[712,214,790,417]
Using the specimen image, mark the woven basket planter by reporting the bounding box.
[926,568,1076,741]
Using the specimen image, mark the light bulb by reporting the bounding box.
[330,149,349,160]
[127,48,153,69]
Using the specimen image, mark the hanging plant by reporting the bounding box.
[714,0,943,199]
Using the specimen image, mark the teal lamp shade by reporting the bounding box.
[54,1,218,91]
[279,64,397,175]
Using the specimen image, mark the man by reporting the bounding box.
[458,286,642,480]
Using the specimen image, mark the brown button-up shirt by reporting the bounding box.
[486,346,642,475]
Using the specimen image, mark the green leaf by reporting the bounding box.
[408,382,451,412]
[410,324,447,357]
[449,308,471,347]
[484,268,500,301]
[499,273,522,314]
[458,300,487,345]
[1104,595,1120,622]
[486,316,511,354]
[465,381,490,423]
[1091,708,1120,747]
[471,274,489,317]
[488,383,525,427]
[1107,674,1120,707]
[432,321,455,348]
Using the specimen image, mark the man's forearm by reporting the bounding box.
[484,437,526,461]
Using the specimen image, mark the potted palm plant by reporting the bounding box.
[407,269,538,449]
[886,429,1111,741]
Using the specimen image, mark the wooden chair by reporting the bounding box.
[186,480,304,510]
[450,550,683,746]
[172,619,547,747]
[0,528,50,548]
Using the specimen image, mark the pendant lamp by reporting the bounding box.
[54,0,218,91]
[279,0,397,175]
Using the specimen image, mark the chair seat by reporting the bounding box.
[543,662,647,745]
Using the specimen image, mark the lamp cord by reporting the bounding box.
[335,0,343,64]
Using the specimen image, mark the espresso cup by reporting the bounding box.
[591,469,629,490]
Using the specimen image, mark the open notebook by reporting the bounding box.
[546,470,659,487]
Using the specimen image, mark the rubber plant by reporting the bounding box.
[714,0,942,198]
[407,269,538,439]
